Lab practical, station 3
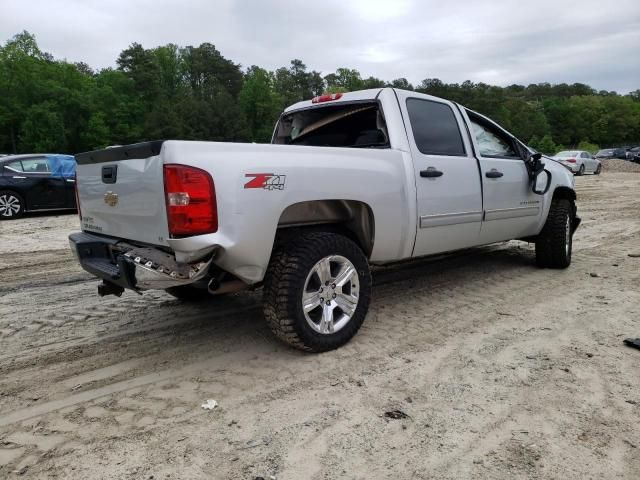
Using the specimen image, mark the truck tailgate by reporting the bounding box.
[75,141,170,247]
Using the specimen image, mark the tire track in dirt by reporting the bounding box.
[1,173,639,479]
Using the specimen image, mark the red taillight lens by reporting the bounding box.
[311,93,343,103]
[163,164,217,237]
[566,158,576,163]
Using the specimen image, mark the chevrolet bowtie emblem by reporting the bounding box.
[104,191,118,207]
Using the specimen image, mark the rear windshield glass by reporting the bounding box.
[555,151,579,157]
[273,102,389,148]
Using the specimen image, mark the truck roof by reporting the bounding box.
[283,88,385,113]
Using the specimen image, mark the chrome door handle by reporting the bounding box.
[66,178,76,183]
[12,176,26,179]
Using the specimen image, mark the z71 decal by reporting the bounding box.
[244,173,286,190]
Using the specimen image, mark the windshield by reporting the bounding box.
[273,102,389,148]
[555,151,579,157]
[597,149,613,155]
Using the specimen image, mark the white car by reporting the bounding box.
[69,88,579,352]
[553,150,602,175]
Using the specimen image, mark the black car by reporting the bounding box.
[594,148,615,159]
[612,147,631,159]
[626,146,640,163]
[0,154,77,219]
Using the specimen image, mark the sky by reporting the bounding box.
[1,0,639,93]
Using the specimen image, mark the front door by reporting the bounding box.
[460,109,543,244]
[396,92,483,257]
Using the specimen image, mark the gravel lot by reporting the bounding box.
[1,172,639,479]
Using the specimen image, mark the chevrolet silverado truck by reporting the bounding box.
[70,88,580,352]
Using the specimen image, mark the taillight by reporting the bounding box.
[311,93,343,103]
[566,158,576,163]
[163,164,217,237]
[73,173,82,220]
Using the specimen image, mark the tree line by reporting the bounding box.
[1,31,639,156]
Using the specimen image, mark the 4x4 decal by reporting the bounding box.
[244,173,286,190]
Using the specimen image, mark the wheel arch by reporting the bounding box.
[552,186,576,202]
[275,199,375,257]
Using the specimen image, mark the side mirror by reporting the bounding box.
[532,169,551,195]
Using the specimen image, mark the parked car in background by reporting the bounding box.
[612,147,630,159]
[626,146,640,162]
[0,154,77,219]
[552,150,601,175]
[595,148,615,159]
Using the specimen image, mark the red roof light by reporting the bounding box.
[312,93,343,103]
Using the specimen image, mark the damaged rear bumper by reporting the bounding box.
[68,232,214,293]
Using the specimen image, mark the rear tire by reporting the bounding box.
[577,164,585,176]
[0,190,25,219]
[165,285,212,301]
[535,199,573,269]
[263,232,372,352]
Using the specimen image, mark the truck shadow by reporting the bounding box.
[152,242,538,349]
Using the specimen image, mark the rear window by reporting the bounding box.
[273,102,389,148]
[406,98,465,156]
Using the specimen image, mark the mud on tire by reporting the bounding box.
[535,199,574,269]
[262,232,372,352]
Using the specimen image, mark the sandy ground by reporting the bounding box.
[0,172,639,479]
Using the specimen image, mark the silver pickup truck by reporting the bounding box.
[70,88,580,352]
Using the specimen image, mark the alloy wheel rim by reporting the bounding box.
[0,194,20,217]
[302,255,360,335]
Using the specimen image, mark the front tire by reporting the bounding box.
[263,232,372,352]
[0,191,25,219]
[535,199,574,269]
[594,164,602,175]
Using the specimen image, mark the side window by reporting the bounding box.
[21,157,50,174]
[4,160,24,173]
[406,98,466,156]
[469,119,518,158]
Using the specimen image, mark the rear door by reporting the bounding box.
[460,110,543,244]
[4,157,67,209]
[396,92,482,257]
[22,157,68,208]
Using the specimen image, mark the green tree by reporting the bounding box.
[533,134,557,155]
[239,66,282,142]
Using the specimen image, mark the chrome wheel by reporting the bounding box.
[302,255,360,335]
[0,194,21,217]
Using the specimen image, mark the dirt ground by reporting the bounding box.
[1,172,639,479]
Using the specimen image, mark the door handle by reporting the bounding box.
[485,169,504,178]
[12,176,26,179]
[420,167,444,178]
[66,178,76,183]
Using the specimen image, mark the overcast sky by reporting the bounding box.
[2,0,639,92]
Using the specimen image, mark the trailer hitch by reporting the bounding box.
[98,280,124,297]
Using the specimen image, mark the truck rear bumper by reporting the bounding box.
[69,232,214,292]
